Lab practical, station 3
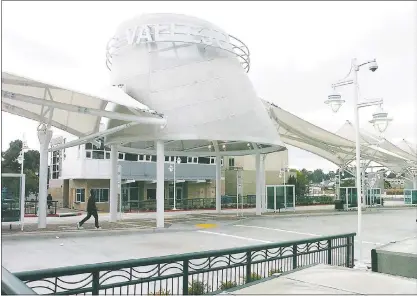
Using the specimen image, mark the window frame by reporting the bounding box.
[75,188,86,203]
[90,188,110,203]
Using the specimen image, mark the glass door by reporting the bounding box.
[286,186,295,208]
[266,186,275,210]
[275,186,285,209]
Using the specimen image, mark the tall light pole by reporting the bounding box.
[17,136,29,201]
[326,58,392,269]
[279,166,288,206]
[169,157,181,210]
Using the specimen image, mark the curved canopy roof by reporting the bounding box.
[1,71,166,138]
[263,100,412,170]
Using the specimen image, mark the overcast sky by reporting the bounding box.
[2,1,416,172]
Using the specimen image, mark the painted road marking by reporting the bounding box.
[196,223,218,229]
[234,225,320,237]
[197,230,272,243]
[233,225,384,245]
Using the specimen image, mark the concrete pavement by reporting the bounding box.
[2,208,416,273]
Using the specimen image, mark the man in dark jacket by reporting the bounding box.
[77,189,100,229]
[47,194,53,209]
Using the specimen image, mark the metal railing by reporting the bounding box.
[24,200,58,215]
[2,267,37,295]
[14,233,355,295]
[122,195,336,212]
[123,196,257,212]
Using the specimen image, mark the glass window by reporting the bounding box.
[106,152,111,159]
[151,155,157,162]
[229,158,235,167]
[76,188,85,203]
[91,188,109,203]
[118,153,124,160]
[92,151,105,159]
[139,155,144,161]
[125,153,138,162]
[199,157,210,164]
[85,137,111,160]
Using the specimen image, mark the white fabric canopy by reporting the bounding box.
[2,72,162,138]
[264,101,411,170]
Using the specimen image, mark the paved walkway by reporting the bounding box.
[229,264,417,294]
[3,208,416,273]
[2,200,412,237]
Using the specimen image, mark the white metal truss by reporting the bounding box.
[2,90,167,126]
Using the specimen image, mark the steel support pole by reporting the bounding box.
[215,155,221,212]
[260,154,266,213]
[352,59,366,269]
[109,145,118,222]
[156,140,165,228]
[173,159,177,210]
[413,175,417,189]
[37,128,53,229]
[255,152,261,215]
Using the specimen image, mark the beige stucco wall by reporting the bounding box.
[225,169,296,196]
[226,150,288,171]
[69,179,110,212]
[48,179,64,208]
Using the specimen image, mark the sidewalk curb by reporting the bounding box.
[1,224,189,241]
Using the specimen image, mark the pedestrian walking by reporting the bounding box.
[77,189,100,229]
[47,193,53,209]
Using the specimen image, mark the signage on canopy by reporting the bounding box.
[109,23,235,53]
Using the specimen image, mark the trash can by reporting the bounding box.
[334,200,344,210]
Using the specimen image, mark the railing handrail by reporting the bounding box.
[15,232,355,281]
[1,266,37,295]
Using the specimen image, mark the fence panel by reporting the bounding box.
[14,233,355,295]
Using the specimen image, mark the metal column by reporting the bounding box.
[156,140,165,228]
[37,127,53,229]
[109,145,118,222]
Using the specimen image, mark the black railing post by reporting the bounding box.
[292,245,297,269]
[54,202,57,215]
[245,251,252,283]
[351,236,355,268]
[183,259,189,295]
[371,249,378,272]
[346,237,350,267]
[34,201,37,216]
[327,239,332,265]
[92,271,100,295]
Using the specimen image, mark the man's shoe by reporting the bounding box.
[95,227,101,230]
[76,223,83,230]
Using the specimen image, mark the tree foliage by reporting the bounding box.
[287,170,309,197]
[1,140,40,197]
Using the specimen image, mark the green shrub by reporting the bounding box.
[268,268,282,276]
[219,281,237,290]
[242,272,263,283]
[188,280,209,295]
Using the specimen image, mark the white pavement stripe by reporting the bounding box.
[197,230,272,243]
[234,225,384,245]
[234,225,320,237]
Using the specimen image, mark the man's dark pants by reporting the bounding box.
[79,210,99,228]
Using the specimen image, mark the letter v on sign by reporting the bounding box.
[126,26,139,45]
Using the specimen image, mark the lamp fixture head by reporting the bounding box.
[369,60,378,72]
[325,89,345,113]
[369,105,392,133]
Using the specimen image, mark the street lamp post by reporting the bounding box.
[279,167,288,206]
[326,58,392,269]
[169,157,181,210]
